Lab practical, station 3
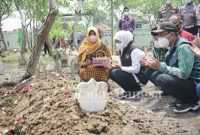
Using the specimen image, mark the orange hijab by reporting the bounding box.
[78,27,101,62]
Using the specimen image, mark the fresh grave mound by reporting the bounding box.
[0,73,193,135]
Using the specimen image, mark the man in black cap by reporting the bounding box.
[141,22,200,113]
[144,27,168,94]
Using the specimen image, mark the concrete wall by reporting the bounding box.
[3,31,20,49]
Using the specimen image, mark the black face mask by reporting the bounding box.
[176,24,181,30]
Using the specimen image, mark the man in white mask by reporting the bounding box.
[119,7,135,34]
[140,22,200,114]
[179,0,198,35]
[158,0,179,23]
[143,27,169,94]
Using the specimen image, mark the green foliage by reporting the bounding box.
[116,0,200,15]
[82,0,110,24]
[57,0,70,6]
[50,15,67,38]
[66,22,73,33]
[14,0,70,23]
[0,0,13,20]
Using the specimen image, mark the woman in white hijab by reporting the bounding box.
[109,30,148,100]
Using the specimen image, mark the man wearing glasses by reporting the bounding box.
[141,22,200,113]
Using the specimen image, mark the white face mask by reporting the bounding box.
[153,40,159,48]
[123,12,129,16]
[165,0,171,4]
[185,0,192,4]
[157,37,169,48]
[89,35,97,43]
[116,43,124,50]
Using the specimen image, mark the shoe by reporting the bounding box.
[168,99,183,107]
[161,91,169,96]
[173,102,200,114]
[118,92,132,100]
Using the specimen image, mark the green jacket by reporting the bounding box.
[145,47,168,77]
[153,47,168,62]
[159,37,200,83]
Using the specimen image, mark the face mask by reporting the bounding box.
[123,12,129,16]
[165,0,171,4]
[176,24,181,30]
[185,0,192,4]
[157,37,169,48]
[89,35,97,43]
[116,43,124,50]
[153,40,159,48]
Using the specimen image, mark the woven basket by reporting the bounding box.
[92,50,110,67]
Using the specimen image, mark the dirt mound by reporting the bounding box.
[0,73,195,135]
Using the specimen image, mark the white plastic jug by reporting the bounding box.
[76,78,108,112]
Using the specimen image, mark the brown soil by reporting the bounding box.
[0,72,200,135]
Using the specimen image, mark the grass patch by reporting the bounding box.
[2,51,55,69]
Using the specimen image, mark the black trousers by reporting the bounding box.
[145,70,199,103]
[109,69,141,92]
[44,42,49,54]
[183,25,198,36]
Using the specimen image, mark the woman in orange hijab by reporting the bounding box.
[78,27,111,82]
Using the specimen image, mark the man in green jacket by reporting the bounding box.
[145,27,168,88]
[142,22,200,113]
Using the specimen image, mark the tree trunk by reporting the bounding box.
[15,3,28,65]
[72,14,78,49]
[22,0,58,80]
[85,16,91,33]
[46,36,52,56]
[0,26,7,51]
[54,56,62,74]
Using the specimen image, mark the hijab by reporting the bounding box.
[78,27,101,62]
[113,30,133,51]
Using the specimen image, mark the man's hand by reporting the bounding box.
[140,58,147,67]
[145,56,160,69]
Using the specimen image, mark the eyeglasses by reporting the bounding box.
[158,32,170,38]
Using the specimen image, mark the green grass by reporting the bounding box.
[1,51,55,69]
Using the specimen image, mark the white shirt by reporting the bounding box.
[118,48,145,74]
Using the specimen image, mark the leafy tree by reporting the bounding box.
[0,0,13,50]
[50,16,67,38]
[22,0,59,80]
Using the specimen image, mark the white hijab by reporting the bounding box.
[114,30,133,51]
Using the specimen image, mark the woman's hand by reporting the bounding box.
[192,36,200,49]
[82,59,92,66]
[189,43,200,58]
[110,64,121,69]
